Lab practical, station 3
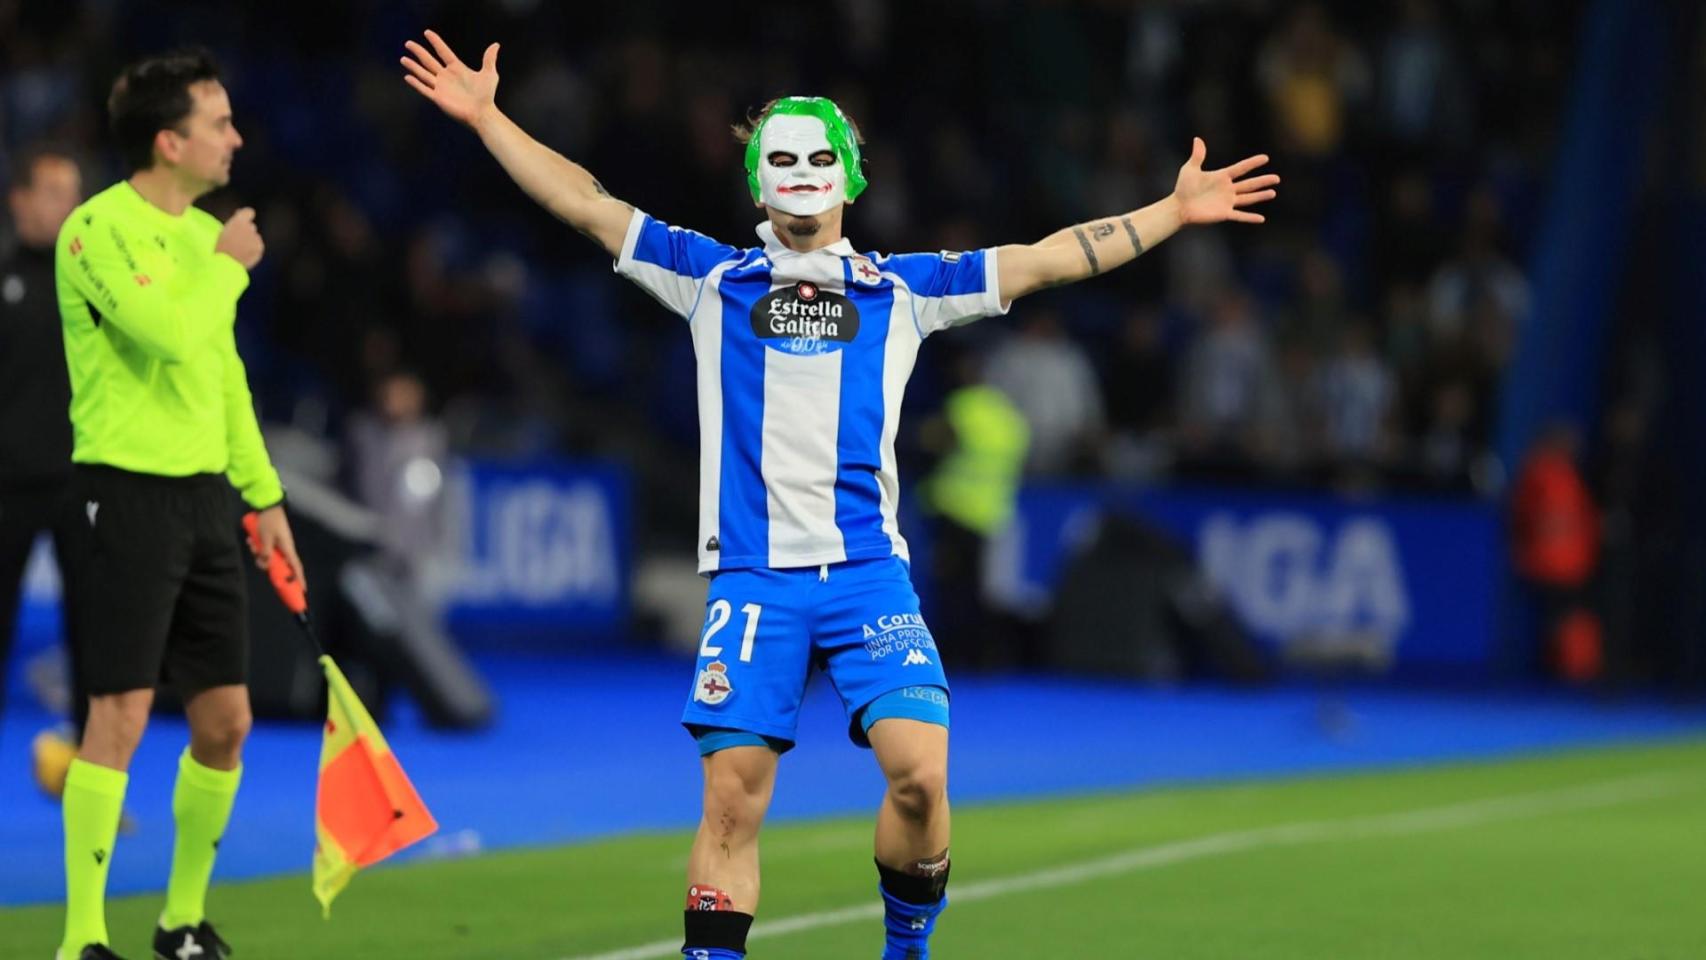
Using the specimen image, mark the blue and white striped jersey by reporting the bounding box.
[615,210,1009,572]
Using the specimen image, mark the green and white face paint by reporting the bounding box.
[745,97,867,217]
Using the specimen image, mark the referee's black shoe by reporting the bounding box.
[152,921,231,960]
[62,945,129,960]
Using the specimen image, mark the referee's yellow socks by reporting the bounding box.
[61,758,128,953]
[161,748,242,930]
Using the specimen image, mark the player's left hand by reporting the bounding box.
[251,504,305,587]
[1173,138,1280,226]
[401,30,500,129]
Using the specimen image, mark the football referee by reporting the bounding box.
[54,49,303,960]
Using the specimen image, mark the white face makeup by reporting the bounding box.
[757,114,846,217]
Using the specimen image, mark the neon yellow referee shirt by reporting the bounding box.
[56,182,283,509]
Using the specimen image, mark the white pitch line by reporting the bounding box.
[561,770,1698,960]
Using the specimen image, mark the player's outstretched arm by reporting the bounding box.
[401,30,632,256]
[996,138,1278,302]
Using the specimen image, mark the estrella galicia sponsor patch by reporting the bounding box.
[750,281,860,356]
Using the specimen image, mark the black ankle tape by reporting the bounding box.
[876,858,950,905]
[683,909,754,952]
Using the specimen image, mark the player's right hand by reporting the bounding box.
[216,207,265,270]
[402,29,500,129]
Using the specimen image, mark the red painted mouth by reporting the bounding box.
[780,183,830,194]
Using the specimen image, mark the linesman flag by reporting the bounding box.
[242,513,439,917]
[312,653,438,914]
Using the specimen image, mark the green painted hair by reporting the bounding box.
[739,96,868,204]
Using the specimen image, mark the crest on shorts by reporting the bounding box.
[694,661,734,706]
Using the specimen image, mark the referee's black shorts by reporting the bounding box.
[64,464,249,698]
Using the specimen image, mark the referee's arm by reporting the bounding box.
[61,215,247,363]
[221,331,303,580]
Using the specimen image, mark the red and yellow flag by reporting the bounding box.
[313,654,438,916]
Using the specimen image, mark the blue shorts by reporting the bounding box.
[682,556,948,751]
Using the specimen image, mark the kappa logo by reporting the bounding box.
[85,501,99,527]
[903,648,933,667]
[694,661,734,706]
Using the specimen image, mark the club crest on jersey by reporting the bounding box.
[751,282,860,356]
[694,661,734,706]
[850,257,882,286]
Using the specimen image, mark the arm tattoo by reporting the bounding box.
[591,177,612,198]
[1072,226,1101,276]
[1090,221,1115,241]
[1120,216,1144,258]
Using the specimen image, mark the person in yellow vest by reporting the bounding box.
[920,350,1030,669]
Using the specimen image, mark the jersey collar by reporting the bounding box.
[756,221,856,258]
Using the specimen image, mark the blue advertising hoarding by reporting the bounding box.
[437,459,631,636]
[987,485,1503,677]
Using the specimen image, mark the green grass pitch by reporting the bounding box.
[4,739,1702,959]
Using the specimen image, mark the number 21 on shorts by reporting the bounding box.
[700,600,762,662]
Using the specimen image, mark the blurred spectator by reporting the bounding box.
[985,309,1104,477]
[346,369,449,586]
[1375,0,1471,151]
[1310,321,1396,469]
[1101,307,1175,480]
[1177,290,1285,474]
[1276,246,1348,355]
[1427,186,1531,341]
[0,144,84,754]
[1511,422,1602,680]
[919,350,1029,669]
[1416,379,1479,492]
[1375,171,1448,291]
[1256,1,1369,159]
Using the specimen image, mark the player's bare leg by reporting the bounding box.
[683,744,777,957]
[870,718,950,865]
[154,684,250,958]
[869,718,951,959]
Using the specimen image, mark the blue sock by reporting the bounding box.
[681,949,743,960]
[880,886,947,960]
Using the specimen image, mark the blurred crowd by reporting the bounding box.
[0,0,1581,545]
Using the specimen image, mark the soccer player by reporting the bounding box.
[53,49,304,960]
[402,30,1275,959]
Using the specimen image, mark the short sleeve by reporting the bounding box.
[880,248,1010,336]
[613,209,741,318]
